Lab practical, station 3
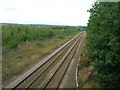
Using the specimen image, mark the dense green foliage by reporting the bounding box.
[87,2,120,88]
[2,25,80,50]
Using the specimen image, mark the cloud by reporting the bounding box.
[0,0,95,26]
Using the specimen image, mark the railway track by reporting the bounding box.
[6,31,84,89]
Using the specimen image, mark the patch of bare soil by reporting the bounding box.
[77,48,99,88]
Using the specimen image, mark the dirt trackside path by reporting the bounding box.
[77,32,99,88]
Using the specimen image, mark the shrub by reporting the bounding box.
[2,25,80,50]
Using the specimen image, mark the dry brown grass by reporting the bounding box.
[2,33,77,86]
[78,46,99,88]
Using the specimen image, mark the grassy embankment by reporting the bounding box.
[2,24,80,86]
[77,37,99,88]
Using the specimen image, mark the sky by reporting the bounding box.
[0,0,96,26]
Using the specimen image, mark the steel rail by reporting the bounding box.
[6,32,82,89]
[39,32,83,89]
[56,33,83,89]
[24,32,83,89]
[15,33,81,89]
[24,37,76,88]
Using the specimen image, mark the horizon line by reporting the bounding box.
[0,22,87,26]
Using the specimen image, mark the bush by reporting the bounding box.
[2,25,80,50]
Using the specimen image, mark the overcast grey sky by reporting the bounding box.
[0,0,95,26]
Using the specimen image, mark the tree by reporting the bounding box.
[87,2,120,88]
